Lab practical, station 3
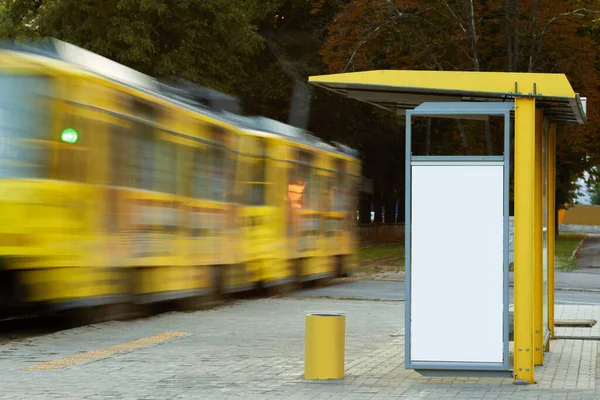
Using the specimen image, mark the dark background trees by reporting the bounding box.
[2,0,599,224]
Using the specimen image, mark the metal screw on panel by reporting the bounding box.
[536,329,540,333]
[536,347,540,351]
[526,348,529,351]
[519,368,522,371]
[526,368,530,371]
[518,347,522,351]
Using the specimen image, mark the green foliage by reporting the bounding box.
[7,0,272,93]
[589,181,600,205]
[2,0,600,220]
[0,0,43,39]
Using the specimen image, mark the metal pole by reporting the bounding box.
[547,123,557,343]
[534,109,544,366]
[513,97,536,384]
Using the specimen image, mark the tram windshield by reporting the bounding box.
[0,75,52,179]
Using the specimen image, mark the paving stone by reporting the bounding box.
[0,300,598,398]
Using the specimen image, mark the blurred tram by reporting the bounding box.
[0,38,360,317]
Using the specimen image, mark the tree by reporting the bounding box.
[0,0,45,39]
[1,0,274,94]
[233,0,405,223]
[319,0,600,219]
[590,183,600,205]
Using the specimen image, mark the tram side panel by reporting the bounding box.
[0,47,362,316]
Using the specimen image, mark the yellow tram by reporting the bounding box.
[0,38,360,317]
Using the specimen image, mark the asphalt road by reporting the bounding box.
[291,280,600,305]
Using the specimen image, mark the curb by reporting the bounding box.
[505,283,600,293]
[554,287,600,293]
[350,273,600,293]
[571,236,587,263]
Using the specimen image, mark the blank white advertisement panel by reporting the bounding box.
[410,165,504,363]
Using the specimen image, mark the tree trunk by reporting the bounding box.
[505,0,513,71]
[359,192,372,224]
[527,0,540,72]
[485,120,493,155]
[456,120,470,155]
[397,189,406,223]
[464,0,480,71]
[512,0,520,71]
[373,187,383,224]
[384,189,397,224]
[425,117,431,155]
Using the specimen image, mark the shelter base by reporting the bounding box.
[415,369,514,379]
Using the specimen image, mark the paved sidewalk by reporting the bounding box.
[0,298,597,399]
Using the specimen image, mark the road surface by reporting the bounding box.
[291,279,600,305]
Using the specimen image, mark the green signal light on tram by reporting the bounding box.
[61,128,79,144]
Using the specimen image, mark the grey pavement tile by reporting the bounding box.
[0,300,597,399]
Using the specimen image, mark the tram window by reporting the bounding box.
[191,145,216,200]
[325,175,334,212]
[288,149,315,209]
[212,144,228,201]
[196,124,236,203]
[130,100,157,191]
[109,121,135,188]
[224,148,237,203]
[287,164,303,209]
[56,108,88,182]
[330,161,347,212]
[298,151,311,208]
[134,127,154,191]
[310,173,321,210]
[109,118,154,191]
[242,138,266,206]
[155,138,177,194]
[0,75,52,179]
[192,147,209,199]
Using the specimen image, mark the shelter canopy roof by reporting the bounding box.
[308,70,586,124]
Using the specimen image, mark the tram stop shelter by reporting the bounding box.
[307,70,587,384]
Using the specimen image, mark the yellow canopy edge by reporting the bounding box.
[308,70,585,124]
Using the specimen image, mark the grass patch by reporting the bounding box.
[510,233,586,272]
[555,233,586,271]
[359,244,404,262]
[357,244,404,275]
[360,234,586,274]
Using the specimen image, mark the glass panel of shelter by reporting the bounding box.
[410,116,507,157]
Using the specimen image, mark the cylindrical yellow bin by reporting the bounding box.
[304,313,346,380]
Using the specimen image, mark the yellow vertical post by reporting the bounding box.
[514,97,536,384]
[547,123,557,343]
[304,313,346,380]
[534,109,544,366]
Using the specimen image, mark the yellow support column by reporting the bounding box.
[534,109,544,366]
[547,123,557,343]
[514,97,536,384]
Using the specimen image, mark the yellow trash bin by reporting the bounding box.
[304,313,346,380]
